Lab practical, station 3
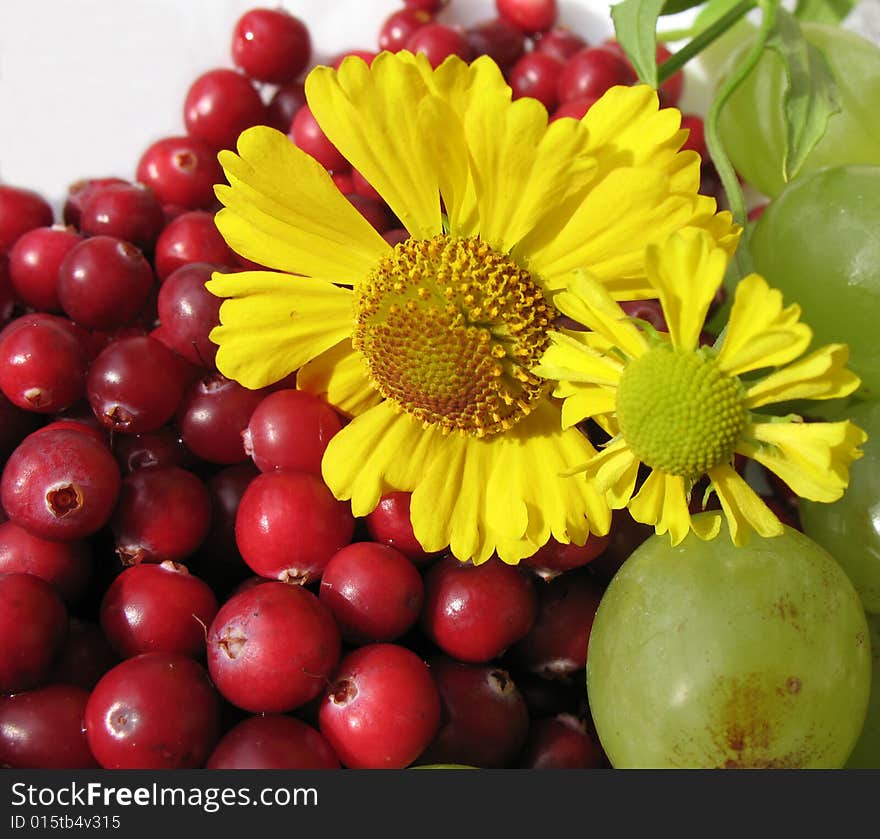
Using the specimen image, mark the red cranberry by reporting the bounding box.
[0,185,53,251]
[231,7,311,84]
[404,0,449,11]
[332,170,355,195]
[207,582,341,713]
[87,335,188,434]
[588,510,653,585]
[509,51,564,111]
[681,113,708,160]
[111,466,211,566]
[136,136,224,210]
[0,253,14,326]
[0,685,97,768]
[350,168,381,202]
[345,194,391,233]
[496,0,558,34]
[320,542,424,643]
[50,618,118,691]
[382,227,410,247]
[379,8,432,52]
[201,461,259,568]
[0,391,40,460]
[8,226,81,313]
[155,212,234,285]
[84,652,220,769]
[0,315,89,413]
[266,81,307,132]
[518,713,608,768]
[421,555,537,663]
[1,427,121,541]
[748,203,768,222]
[534,27,586,63]
[420,658,529,767]
[206,715,339,769]
[235,470,355,584]
[57,236,154,331]
[522,533,610,580]
[319,643,441,769]
[406,23,471,68]
[464,17,526,72]
[510,569,605,677]
[0,573,68,693]
[100,561,218,659]
[551,95,599,121]
[184,69,267,152]
[112,427,191,474]
[62,177,129,229]
[0,521,92,604]
[365,491,436,566]
[79,183,165,253]
[290,104,348,172]
[619,298,668,333]
[557,46,637,103]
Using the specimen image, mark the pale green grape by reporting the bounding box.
[846,612,880,768]
[587,515,871,768]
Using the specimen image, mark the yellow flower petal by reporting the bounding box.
[627,470,692,546]
[558,386,618,429]
[716,273,812,376]
[321,401,444,517]
[583,439,640,508]
[533,330,624,385]
[744,344,862,409]
[215,126,387,282]
[296,339,381,418]
[708,463,784,546]
[686,200,741,261]
[644,229,728,352]
[305,53,443,239]
[738,419,867,503]
[206,271,354,389]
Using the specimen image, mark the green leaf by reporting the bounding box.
[765,8,841,181]
[694,0,746,29]
[611,0,667,87]
[794,0,857,24]
[660,0,707,14]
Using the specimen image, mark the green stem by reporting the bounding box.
[657,0,758,84]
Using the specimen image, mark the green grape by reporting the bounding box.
[799,399,880,614]
[586,515,871,768]
[717,23,880,198]
[749,165,880,402]
[846,612,880,768]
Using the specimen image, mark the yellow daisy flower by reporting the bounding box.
[535,228,867,547]
[206,50,740,565]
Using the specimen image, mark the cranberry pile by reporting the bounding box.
[0,0,756,771]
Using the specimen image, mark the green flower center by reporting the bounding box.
[353,235,553,437]
[616,345,747,479]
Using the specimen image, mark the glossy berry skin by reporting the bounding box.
[379,9,431,52]
[57,236,154,331]
[235,470,355,584]
[557,46,637,103]
[405,23,471,68]
[112,427,192,475]
[319,643,441,769]
[207,582,341,713]
[183,69,267,152]
[136,136,224,210]
[100,561,218,659]
[87,335,188,435]
[534,27,586,63]
[496,0,558,34]
[421,556,537,663]
[420,658,529,768]
[521,533,610,580]
[1,427,121,542]
[111,467,211,566]
[206,715,340,769]
[320,542,424,643]
[464,17,526,73]
[50,618,118,691]
[63,177,129,229]
[509,52,564,111]
[200,461,259,568]
[154,212,234,282]
[0,685,97,768]
[84,652,220,769]
[79,183,165,253]
[231,7,311,84]
[243,388,342,475]
[680,113,708,160]
[0,520,92,604]
[266,81,306,132]
[518,714,608,768]
[0,185,53,251]
[0,573,68,693]
[290,104,347,171]
[8,225,81,312]
[364,491,435,566]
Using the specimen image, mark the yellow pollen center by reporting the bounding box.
[615,346,747,479]
[352,235,553,437]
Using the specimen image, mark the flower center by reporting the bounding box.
[353,235,553,437]
[615,345,747,479]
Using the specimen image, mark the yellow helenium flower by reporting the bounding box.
[535,228,868,547]
[205,50,740,565]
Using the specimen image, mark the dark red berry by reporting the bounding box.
[50,618,118,691]
[154,212,234,284]
[184,69,267,152]
[345,194,391,232]
[207,581,341,713]
[551,95,599,121]
[206,715,340,769]
[619,298,668,333]
[509,51,564,111]
[84,652,220,769]
[350,168,381,202]
[136,136,224,210]
[365,491,435,566]
[235,470,355,584]
[8,226,81,313]
[421,555,537,663]
[290,104,348,172]
[0,684,97,768]
[232,7,311,84]
[557,46,637,103]
[534,27,586,63]
[112,427,192,474]
[319,643,441,768]
[521,533,610,580]
[404,0,449,11]
[405,23,471,68]
[496,0,558,34]
[62,177,129,229]
[79,183,165,252]
[680,113,708,160]
[0,185,53,251]
[200,461,259,568]
[0,391,41,460]
[518,714,608,768]
[265,81,307,133]
[0,573,68,693]
[379,9,432,53]
[464,17,526,72]
[0,253,14,327]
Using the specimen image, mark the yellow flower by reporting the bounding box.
[206,50,739,564]
[535,228,867,547]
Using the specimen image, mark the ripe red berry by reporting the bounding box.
[464,17,526,73]
[154,211,235,282]
[364,491,436,566]
[0,185,53,251]
[405,23,471,68]
[557,46,637,103]
[518,713,608,768]
[207,582,341,713]
[680,113,708,160]
[290,104,348,172]
[184,69,267,152]
[521,533,610,580]
[534,27,586,63]
[404,0,449,11]
[79,183,165,253]
[379,9,432,53]
[8,226,82,313]
[319,643,441,768]
[496,0,558,34]
[136,136,224,210]
[231,7,311,84]
[509,52,564,111]
[50,618,118,691]
[62,177,129,229]
[265,81,306,132]
[84,652,220,769]
[551,95,599,121]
